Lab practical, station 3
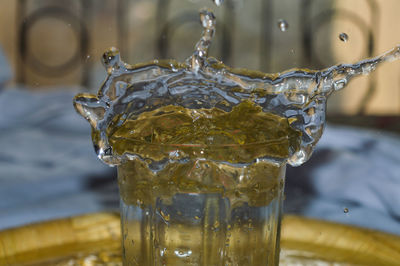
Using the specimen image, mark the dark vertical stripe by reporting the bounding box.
[260,0,273,71]
[17,0,27,84]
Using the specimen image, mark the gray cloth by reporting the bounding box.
[0,89,399,235]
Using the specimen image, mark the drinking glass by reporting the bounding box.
[118,142,286,265]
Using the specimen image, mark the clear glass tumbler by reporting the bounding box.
[118,143,286,266]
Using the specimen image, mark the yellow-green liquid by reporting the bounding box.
[112,102,297,265]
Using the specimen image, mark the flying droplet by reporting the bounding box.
[344,207,349,213]
[278,19,289,32]
[213,0,224,6]
[339,32,349,42]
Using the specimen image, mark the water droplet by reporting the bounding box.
[344,207,349,213]
[278,19,289,32]
[334,79,347,91]
[102,47,121,72]
[339,32,349,42]
[170,62,178,72]
[213,0,224,6]
[199,9,216,29]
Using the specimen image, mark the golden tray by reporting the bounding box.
[1,213,399,265]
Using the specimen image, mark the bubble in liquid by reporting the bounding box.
[344,207,349,213]
[174,249,192,258]
[214,220,220,229]
[277,19,289,32]
[212,0,224,6]
[339,32,349,42]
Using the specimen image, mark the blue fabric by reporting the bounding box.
[0,88,399,235]
[0,88,116,229]
[285,126,400,235]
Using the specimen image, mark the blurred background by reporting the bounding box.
[0,0,399,115]
[0,0,399,235]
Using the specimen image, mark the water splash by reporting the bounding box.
[189,8,216,71]
[73,10,400,167]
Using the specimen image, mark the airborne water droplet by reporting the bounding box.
[344,207,349,213]
[277,19,289,32]
[212,0,224,6]
[339,32,349,42]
